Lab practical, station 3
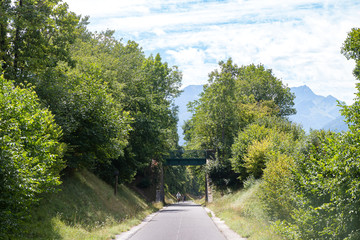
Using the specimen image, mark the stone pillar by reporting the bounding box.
[205,171,209,203]
[160,165,165,203]
[205,159,213,203]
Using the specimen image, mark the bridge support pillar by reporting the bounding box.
[160,164,165,204]
[205,159,213,203]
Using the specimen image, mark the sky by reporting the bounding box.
[64,0,360,104]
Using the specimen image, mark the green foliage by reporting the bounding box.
[208,181,283,240]
[33,28,181,182]
[165,166,191,194]
[231,117,303,181]
[231,124,272,180]
[70,31,182,179]
[341,27,360,80]
[58,30,136,178]
[0,0,79,85]
[236,64,296,117]
[0,74,64,237]
[259,153,295,221]
[244,138,271,179]
[259,29,360,239]
[269,128,360,239]
[186,59,295,190]
[230,116,303,224]
[285,131,349,239]
[208,158,241,192]
[124,53,181,171]
[47,63,131,169]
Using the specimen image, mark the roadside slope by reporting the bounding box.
[207,181,282,240]
[21,169,159,240]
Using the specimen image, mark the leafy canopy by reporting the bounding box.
[0,74,64,236]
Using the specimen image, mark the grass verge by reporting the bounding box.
[17,169,160,240]
[207,180,283,240]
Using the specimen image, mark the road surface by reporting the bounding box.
[124,201,227,240]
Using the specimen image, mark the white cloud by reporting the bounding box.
[63,0,359,104]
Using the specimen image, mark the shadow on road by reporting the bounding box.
[168,202,201,207]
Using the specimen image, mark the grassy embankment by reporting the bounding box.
[20,169,161,240]
[207,180,283,240]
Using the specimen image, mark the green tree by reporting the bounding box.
[22,27,133,173]
[231,117,303,181]
[187,60,295,156]
[0,74,64,237]
[286,131,355,239]
[56,30,181,182]
[236,64,296,117]
[0,0,79,85]
[42,63,131,169]
[118,53,181,180]
[186,59,295,190]
[269,29,360,239]
[341,27,360,80]
[0,0,11,66]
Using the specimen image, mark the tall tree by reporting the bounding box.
[187,59,295,157]
[34,29,133,172]
[54,29,182,181]
[0,74,64,237]
[121,53,182,177]
[342,27,360,81]
[236,64,296,117]
[0,0,79,85]
[186,59,295,190]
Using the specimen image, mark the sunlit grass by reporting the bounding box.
[208,181,283,240]
[19,169,160,240]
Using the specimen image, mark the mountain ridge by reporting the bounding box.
[175,84,348,145]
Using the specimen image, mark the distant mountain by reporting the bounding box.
[175,84,348,146]
[289,85,348,132]
[322,115,348,132]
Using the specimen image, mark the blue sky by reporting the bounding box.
[65,0,360,104]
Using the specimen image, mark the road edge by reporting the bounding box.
[204,207,247,240]
[114,206,167,240]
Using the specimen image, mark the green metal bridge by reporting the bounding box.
[164,149,215,166]
[157,149,215,203]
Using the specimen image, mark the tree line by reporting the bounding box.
[0,0,181,237]
[184,28,360,239]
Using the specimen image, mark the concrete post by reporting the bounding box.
[114,170,119,196]
[160,165,165,203]
[205,171,209,203]
[205,159,213,203]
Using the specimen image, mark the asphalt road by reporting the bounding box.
[126,201,227,240]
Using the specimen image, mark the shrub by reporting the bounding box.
[231,124,272,180]
[0,75,64,237]
[259,152,295,221]
[289,131,360,239]
[244,138,271,178]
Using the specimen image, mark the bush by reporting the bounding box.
[288,131,360,239]
[259,152,295,221]
[244,138,271,178]
[231,124,272,181]
[0,75,64,237]
[231,117,303,182]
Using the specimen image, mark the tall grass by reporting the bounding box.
[17,169,160,240]
[208,180,283,240]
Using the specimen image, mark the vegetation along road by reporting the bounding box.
[2,1,360,239]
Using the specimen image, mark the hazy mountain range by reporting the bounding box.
[288,85,348,133]
[175,85,348,146]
